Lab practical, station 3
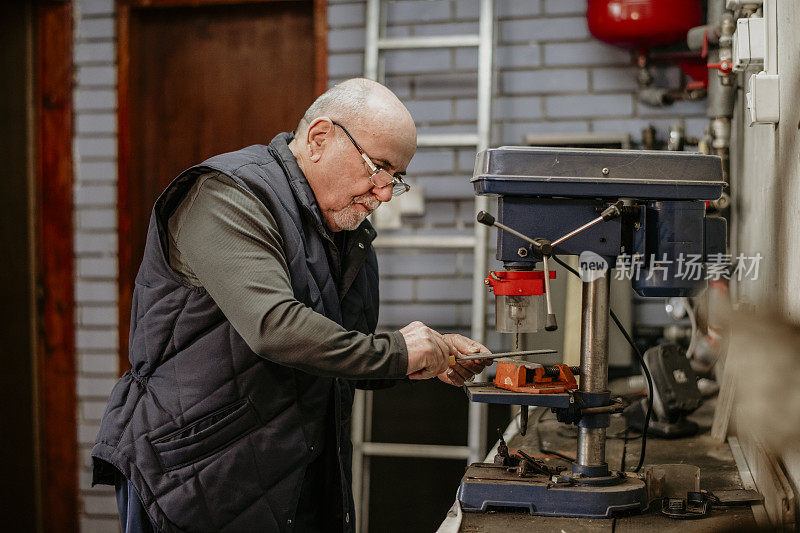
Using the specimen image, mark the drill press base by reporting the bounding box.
[458,464,646,518]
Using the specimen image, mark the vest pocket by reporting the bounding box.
[151,398,261,471]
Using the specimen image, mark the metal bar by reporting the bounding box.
[363,0,380,80]
[468,0,495,465]
[728,436,771,529]
[372,235,476,248]
[361,442,472,459]
[416,133,479,147]
[551,216,605,247]
[575,275,610,470]
[456,348,557,361]
[350,389,366,533]
[378,35,480,50]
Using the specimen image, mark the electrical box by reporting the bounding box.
[745,71,780,125]
[732,16,765,71]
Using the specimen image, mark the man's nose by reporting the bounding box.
[373,184,393,203]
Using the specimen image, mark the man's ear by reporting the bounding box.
[306,118,334,163]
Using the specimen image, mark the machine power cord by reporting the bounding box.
[550,255,654,473]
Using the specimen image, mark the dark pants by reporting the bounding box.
[115,470,157,533]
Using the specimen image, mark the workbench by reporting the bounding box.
[442,396,760,532]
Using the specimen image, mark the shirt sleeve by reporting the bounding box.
[169,174,408,379]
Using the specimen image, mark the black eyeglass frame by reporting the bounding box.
[331,120,411,197]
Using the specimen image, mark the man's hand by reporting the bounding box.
[438,334,491,387]
[401,321,452,380]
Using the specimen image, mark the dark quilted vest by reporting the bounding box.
[92,133,382,532]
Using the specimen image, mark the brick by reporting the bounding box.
[454,48,478,71]
[413,22,479,37]
[386,25,412,38]
[683,118,710,138]
[454,98,477,121]
[80,518,122,533]
[77,16,115,39]
[636,98,707,118]
[456,148,479,173]
[77,65,116,87]
[79,422,101,445]
[495,96,543,121]
[75,137,117,158]
[496,44,542,69]
[77,113,116,135]
[80,353,118,375]
[545,0,587,14]
[77,281,116,302]
[78,209,117,231]
[78,161,117,182]
[75,42,114,64]
[416,123,478,137]
[74,232,116,254]
[406,149,455,174]
[414,73,479,98]
[379,303,458,328]
[329,2,365,27]
[328,53,364,78]
[422,201,457,226]
[546,93,634,118]
[77,256,117,277]
[502,69,589,95]
[382,76,414,99]
[415,176,476,200]
[77,376,117,398]
[83,495,118,516]
[378,279,415,302]
[591,67,638,91]
[78,0,114,16]
[75,185,116,207]
[387,1,451,25]
[384,49,451,74]
[544,41,632,66]
[328,28,365,52]
[75,89,116,111]
[404,99,453,123]
[498,0,542,17]
[592,118,672,139]
[500,17,589,44]
[416,278,473,301]
[377,252,458,277]
[454,1,479,19]
[80,306,119,327]
[77,329,118,351]
[501,120,590,145]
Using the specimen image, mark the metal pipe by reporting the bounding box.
[363,0,380,80]
[576,276,610,470]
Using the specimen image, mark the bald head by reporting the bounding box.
[296,78,416,155]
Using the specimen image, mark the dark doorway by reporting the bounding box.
[117,0,327,370]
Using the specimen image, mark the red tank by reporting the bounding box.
[587,0,703,53]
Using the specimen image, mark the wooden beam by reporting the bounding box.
[36,2,77,531]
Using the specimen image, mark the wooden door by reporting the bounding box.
[118,0,326,370]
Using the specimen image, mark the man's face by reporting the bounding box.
[308,119,415,232]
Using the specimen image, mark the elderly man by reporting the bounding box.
[92,78,489,533]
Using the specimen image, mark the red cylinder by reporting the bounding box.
[587,0,703,52]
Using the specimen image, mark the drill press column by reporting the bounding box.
[576,275,611,475]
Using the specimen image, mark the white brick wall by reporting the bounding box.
[70,0,710,528]
[73,0,120,530]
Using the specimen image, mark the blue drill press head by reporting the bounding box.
[472,147,726,297]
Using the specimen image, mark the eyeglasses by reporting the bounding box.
[331,121,411,197]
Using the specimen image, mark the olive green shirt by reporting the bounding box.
[166,171,408,378]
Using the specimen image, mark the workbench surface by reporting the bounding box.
[456,398,758,532]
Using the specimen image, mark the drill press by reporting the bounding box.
[458,146,726,518]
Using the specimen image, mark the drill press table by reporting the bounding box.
[447,397,759,532]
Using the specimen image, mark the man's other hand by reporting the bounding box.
[438,334,491,387]
[401,321,451,380]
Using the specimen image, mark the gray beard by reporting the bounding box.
[328,194,381,231]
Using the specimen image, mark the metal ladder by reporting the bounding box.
[351,1,496,530]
